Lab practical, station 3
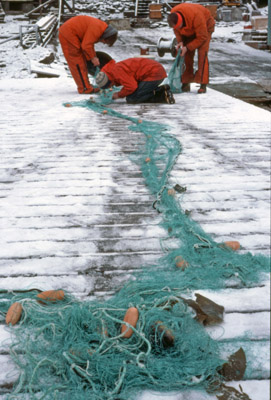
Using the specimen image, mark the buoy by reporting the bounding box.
[37,290,65,304]
[65,103,72,107]
[175,256,189,270]
[121,307,139,338]
[145,157,151,163]
[102,110,108,114]
[224,241,240,251]
[6,302,23,326]
[167,188,175,196]
[138,119,142,124]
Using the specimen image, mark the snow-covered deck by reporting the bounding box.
[0,77,270,399]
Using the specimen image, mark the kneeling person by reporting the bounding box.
[96,58,175,104]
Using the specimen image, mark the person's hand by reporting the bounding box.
[91,56,100,66]
[112,93,118,100]
[176,41,183,50]
[180,46,187,57]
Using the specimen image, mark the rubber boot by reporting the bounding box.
[198,84,207,94]
[181,83,191,92]
[144,86,165,103]
[147,85,175,104]
[164,84,175,104]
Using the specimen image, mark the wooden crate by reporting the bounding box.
[149,3,162,19]
[204,4,218,20]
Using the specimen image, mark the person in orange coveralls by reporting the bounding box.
[167,3,215,94]
[95,58,175,104]
[58,15,118,94]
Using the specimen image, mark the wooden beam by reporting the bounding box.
[25,0,55,17]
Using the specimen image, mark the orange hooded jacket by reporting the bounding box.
[171,3,215,52]
[59,15,108,60]
[101,58,167,98]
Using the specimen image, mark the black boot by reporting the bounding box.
[198,84,207,94]
[164,84,175,104]
[181,83,190,92]
[149,85,175,104]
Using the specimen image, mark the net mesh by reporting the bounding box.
[0,76,269,399]
[0,289,224,400]
[165,50,184,93]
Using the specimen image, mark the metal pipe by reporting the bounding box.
[58,0,63,28]
[25,0,55,17]
[268,0,271,47]
[135,0,139,17]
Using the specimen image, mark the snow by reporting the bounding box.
[0,12,270,400]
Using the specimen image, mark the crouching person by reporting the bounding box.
[95,58,175,104]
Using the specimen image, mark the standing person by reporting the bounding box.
[167,3,215,93]
[58,15,118,94]
[95,58,175,104]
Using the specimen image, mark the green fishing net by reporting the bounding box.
[0,289,224,400]
[165,49,184,93]
[0,70,269,399]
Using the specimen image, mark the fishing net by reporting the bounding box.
[165,49,184,93]
[0,70,269,399]
[0,289,224,400]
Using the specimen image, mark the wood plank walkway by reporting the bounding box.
[0,77,270,399]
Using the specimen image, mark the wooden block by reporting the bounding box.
[204,5,218,20]
[149,4,162,19]
[251,16,268,30]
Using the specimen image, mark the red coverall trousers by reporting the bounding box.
[59,32,92,94]
[182,32,212,85]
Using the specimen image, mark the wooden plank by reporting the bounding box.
[30,60,67,77]
[194,283,270,313]
[137,381,270,400]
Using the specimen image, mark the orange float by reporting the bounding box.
[64,103,72,107]
[121,307,139,338]
[145,157,151,163]
[224,241,240,251]
[37,290,65,304]
[6,302,23,325]
[167,188,175,196]
[175,256,189,270]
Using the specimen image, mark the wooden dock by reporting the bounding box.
[0,77,270,399]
